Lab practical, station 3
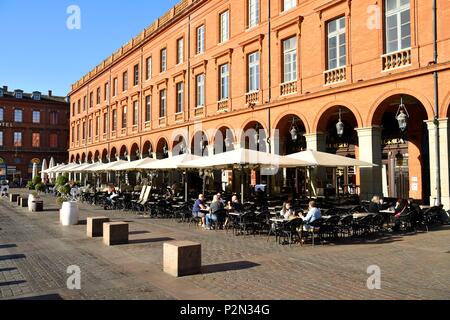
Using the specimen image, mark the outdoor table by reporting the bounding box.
[270,218,288,223]
[352,212,370,219]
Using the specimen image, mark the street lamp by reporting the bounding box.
[290,117,299,141]
[254,123,260,147]
[163,144,168,156]
[396,97,410,132]
[336,108,344,138]
[225,136,232,149]
[199,137,207,156]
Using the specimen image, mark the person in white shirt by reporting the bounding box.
[280,202,295,220]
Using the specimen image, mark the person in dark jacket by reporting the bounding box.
[368,196,381,213]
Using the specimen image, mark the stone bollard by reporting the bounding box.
[103,222,129,246]
[163,241,201,277]
[9,194,19,203]
[87,217,110,238]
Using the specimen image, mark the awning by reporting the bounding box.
[138,154,202,170]
[88,160,129,172]
[111,157,157,171]
[286,150,377,168]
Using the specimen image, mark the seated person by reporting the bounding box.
[392,199,408,231]
[105,185,119,207]
[205,195,225,229]
[224,195,242,228]
[280,202,297,220]
[192,194,208,227]
[300,201,322,230]
[368,196,381,213]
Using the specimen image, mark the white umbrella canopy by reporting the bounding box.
[59,163,84,173]
[112,157,157,171]
[138,154,202,170]
[178,148,308,169]
[32,163,38,179]
[43,163,65,174]
[71,162,96,172]
[84,162,108,172]
[40,159,48,180]
[89,160,129,172]
[49,157,55,169]
[286,150,377,168]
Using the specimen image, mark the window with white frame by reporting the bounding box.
[133,101,139,126]
[159,89,167,117]
[248,52,260,92]
[103,113,108,134]
[220,11,230,43]
[196,25,205,54]
[219,64,230,100]
[112,109,117,131]
[176,82,184,113]
[385,0,411,53]
[133,64,139,86]
[146,57,152,80]
[14,109,23,122]
[32,110,40,124]
[327,16,346,70]
[113,78,118,96]
[177,38,184,64]
[283,0,296,12]
[248,0,259,28]
[0,131,3,146]
[0,107,4,121]
[145,95,151,122]
[96,116,100,136]
[283,37,297,83]
[13,132,22,147]
[122,106,127,129]
[160,48,167,72]
[123,71,128,92]
[196,74,205,107]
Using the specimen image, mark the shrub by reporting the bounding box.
[26,180,34,190]
[56,196,65,206]
[58,184,71,196]
[32,176,42,186]
[35,183,44,192]
[56,175,69,187]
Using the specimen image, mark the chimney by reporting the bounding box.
[2,86,7,92]
[48,90,52,97]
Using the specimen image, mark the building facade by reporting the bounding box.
[0,86,69,183]
[68,0,450,207]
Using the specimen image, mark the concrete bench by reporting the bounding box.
[19,197,28,208]
[87,217,110,238]
[9,194,19,203]
[103,222,129,246]
[163,241,202,277]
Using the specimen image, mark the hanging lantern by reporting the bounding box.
[254,124,260,146]
[163,144,168,156]
[396,97,409,132]
[336,109,344,138]
[225,137,232,149]
[290,117,299,141]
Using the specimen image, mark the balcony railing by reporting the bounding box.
[102,133,107,140]
[159,117,167,127]
[382,48,412,71]
[246,91,259,105]
[194,106,204,117]
[132,125,138,132]
[324,66,346,85]
[121,128,126,135]
[144,121,151,129]
[218,99,229,113]
[111,131,116,138]
[280,81,297,96]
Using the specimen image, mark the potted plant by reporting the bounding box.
[28,191,40,212]
[56,175,79,226]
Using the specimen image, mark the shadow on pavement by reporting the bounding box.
[201,261,260,274]
[0,254,26,261]
[0,244,17,249]
[0,267,18,272]
[14,294,63,300]
[128,237,174,245]
[0,280,27,287]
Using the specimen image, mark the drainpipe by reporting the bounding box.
[266,0,272,197]
[185,14,192,202]
[432,0,441,206]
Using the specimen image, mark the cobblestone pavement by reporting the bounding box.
[0,191,449,300]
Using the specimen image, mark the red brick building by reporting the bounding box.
[0,86,69,183]
[68,0,450,207]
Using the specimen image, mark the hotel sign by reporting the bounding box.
[0,122,13,127]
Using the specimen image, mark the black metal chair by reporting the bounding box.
[303,218,325,246]
[338,215,354,238]
[279,218,304,246]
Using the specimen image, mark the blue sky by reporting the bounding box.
[0,0,179,96]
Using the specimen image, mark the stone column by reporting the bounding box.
[356,127,383,201]
[304,133,327,196]
[427,119,450,209]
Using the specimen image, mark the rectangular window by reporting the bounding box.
[196,25,205,54]
[133,64,139,86]
[0,108,4,122]
[283,0,296,11]
[90,92,93,108]
[385,0,411,53]
[77,124,80,142]
[32,110,40,124]
[248,51,260,92]
[196,74,205,107]
[146,57,152,80]
[176,82,184,113]
[327,16,346,70]
[96,116,100,136]
[113,78,118,96]
[112,109,117,132]
[0,131,3,146]
[122,106,127,129]
[145,95,151,122]
[283,36,297,83]
[219,64,230,100]
[71,127,74,143]
[88,119,93,138]
[133,101,139,126]
[122,71,128,92]
[159,90,167,118]
[83,96,87,111]
[220,11,230,43]
[14,132,22,147]
[32,133,40,148]
[104,82,109,101]
[77,99,81,114]
[160,48,167,72]
[14,109,23,122]
[103,113,108,134]
[96,87,101,104]
[177,38,184,64]
[72,103,75,116]
[49,133,58,148]
[248,0,259,28]
[82,122,86,139]
[50,111,58,125]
